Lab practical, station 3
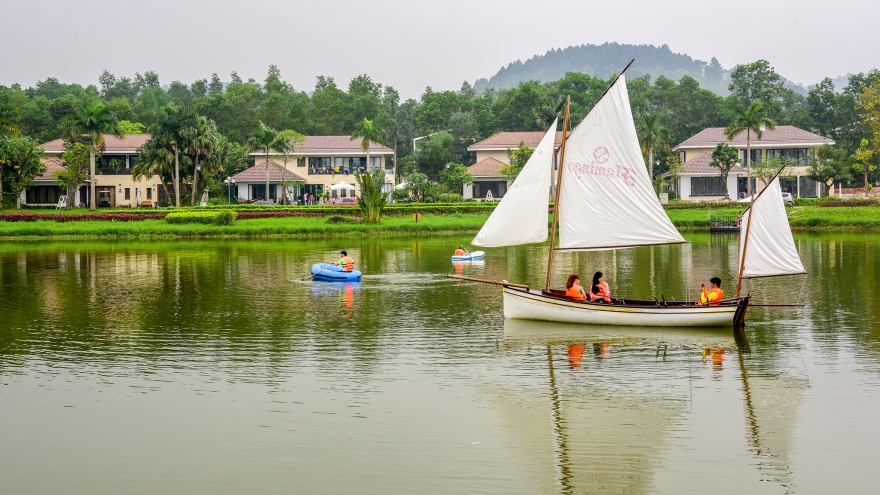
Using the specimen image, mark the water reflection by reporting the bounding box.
[0,234,879,494]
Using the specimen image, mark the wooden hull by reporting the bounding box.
[502,286,748,327]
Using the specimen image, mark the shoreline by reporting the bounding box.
[1,206,879,240]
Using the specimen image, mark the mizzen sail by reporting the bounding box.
[557,75,685,250]
[471,118,557,247]
[738,177,806,278]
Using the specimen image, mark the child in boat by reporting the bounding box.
[700,277,725,306]
[454,246,469,257]
[589,271,612,303]
[565,274,587,301]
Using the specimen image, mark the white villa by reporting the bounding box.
[26,135,159,207]
[237,136,394,202]
[464,131,563,200]
[671,126,835,201]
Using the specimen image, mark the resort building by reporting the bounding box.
[464,131,563,200]
[25,135,158,207]
[239,136,394,202]
[671,126,835,201]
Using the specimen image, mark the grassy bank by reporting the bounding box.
[1,205,879,240]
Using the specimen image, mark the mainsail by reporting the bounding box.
[557,74,685,251]
[471,118,557,247]
[738,177,806,278]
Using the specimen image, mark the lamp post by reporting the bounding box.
[224,177,236,204]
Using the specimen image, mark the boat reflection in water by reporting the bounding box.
[310,281,360,314]
[493,319,805,494]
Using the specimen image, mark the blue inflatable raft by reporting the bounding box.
[311,263,362,282]
[451,251,485,261]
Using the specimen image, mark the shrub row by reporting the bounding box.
[817,198,880,207]
[0,212,166,222]
[165,211,237,226]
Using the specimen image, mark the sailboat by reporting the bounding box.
[452,61,806,328]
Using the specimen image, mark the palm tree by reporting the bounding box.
[133,138,176,203]
[60,100,122,210]
[184,116,218,205]
[638,114,670,183]
[150,106,196,207]
[725,101,776,196]
[275,130,305,204]
[247,121,279,201]
[351,118,384,177]
[382,101,415,180]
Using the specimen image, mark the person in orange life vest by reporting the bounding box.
[454,245,469,257]
[589,271,611,303]
[700,277,725,306]
[564,274,587,301]
[334,250,355,272]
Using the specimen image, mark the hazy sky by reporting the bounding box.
[2,0,877,98]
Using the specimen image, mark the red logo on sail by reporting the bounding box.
[568,146,636,187]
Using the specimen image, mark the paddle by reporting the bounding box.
[303,262,336,281]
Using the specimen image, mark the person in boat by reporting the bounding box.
[589,271,611,303]
[565,274,587,301]
[454,245,469,257]
[334,250,355,272]
[700,277,725,306]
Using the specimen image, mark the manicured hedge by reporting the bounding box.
[0,212,166,222]
[236,211,327,219]
[165,211,238,225]
[817,198,880,207]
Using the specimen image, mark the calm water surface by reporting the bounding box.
[1,233,878,494]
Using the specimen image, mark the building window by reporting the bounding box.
[473,181,507,199]
[691,177,725,196]
[739,149,762,164]
[297,157,305,167]
[679,151,686,163]
[766,148,810,167]
[26,186,61,204]
[125,188,131,200]
[250,184,277,201]
[147,188,153,200]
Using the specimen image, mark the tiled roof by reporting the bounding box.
[230,162,307,182]
[468,131,564,151]
[252,136,394,155]
[34,158,65,180]
[673,126,834,150]
[468,157,507,177]
[680,152,748,175]
[40,134,152,153]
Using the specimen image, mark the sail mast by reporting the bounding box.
[545,97,570,291]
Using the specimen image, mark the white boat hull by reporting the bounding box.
[502,287,743,327]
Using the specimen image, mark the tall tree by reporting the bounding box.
[708,143,738,199]
[54,142,92,209]
[184,115,218,204]
[1,137,45,209]
[247,121,279,201]
[0,104,21,138]
[725,100,776,196]
[275,129,305,204]
[148,105,195,207]
[808,145,852,196]
[60,100,122,210]
[852,139,876,191]
[638,114,670,182]
[351,118,384,176]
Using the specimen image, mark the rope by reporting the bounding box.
[795,274,808,306]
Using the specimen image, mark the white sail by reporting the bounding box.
[557,75,685,250]
[738,177,806,278]
[471,118,557,247]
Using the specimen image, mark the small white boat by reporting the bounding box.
[454,61,804,328]
[451,251,485,261]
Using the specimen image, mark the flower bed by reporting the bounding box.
[0,212,166,222]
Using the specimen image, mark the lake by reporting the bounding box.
[1,233,878,494]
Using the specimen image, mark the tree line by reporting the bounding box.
[1,60,879,209]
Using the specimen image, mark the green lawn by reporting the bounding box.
[1,205,879,240]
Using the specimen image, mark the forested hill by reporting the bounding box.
[474,43,730,95]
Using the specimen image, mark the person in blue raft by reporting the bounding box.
[311,250,362,281]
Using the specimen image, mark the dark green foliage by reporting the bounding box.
[165,210,237,225]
